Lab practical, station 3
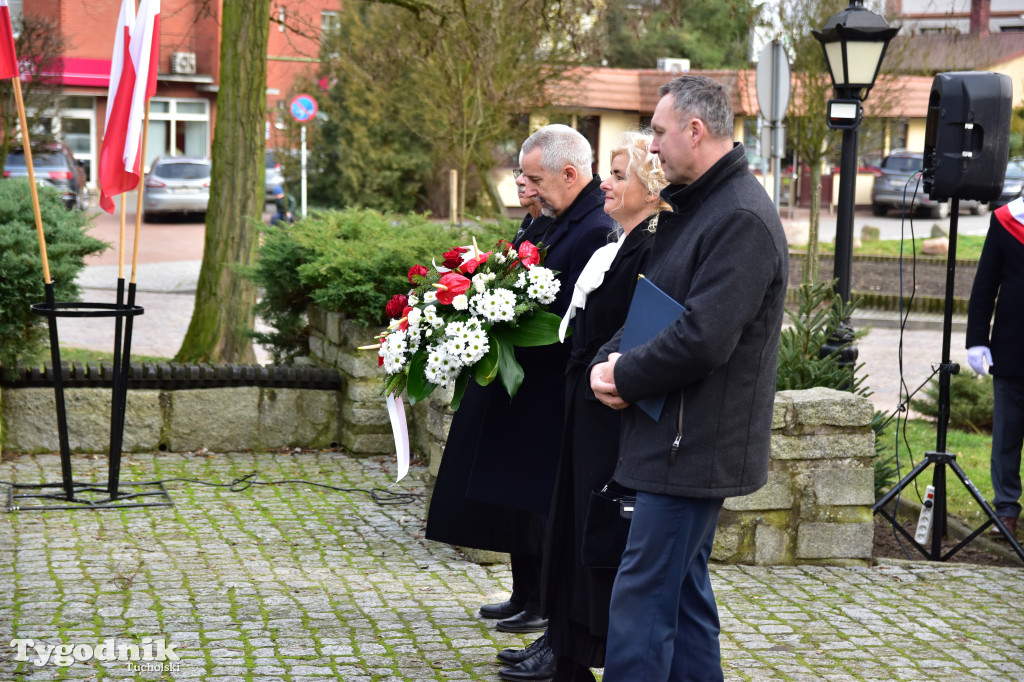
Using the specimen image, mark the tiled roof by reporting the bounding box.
[551,67,935,119]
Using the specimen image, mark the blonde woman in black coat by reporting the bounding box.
[495,131,669,682]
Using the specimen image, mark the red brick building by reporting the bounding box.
[17,1,335,188]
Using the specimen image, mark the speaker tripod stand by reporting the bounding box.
[872,198,1024,563]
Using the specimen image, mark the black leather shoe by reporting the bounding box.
[497,633,546,664]
[480,598,525,619]
[498,641,555,681]
[496,610,548,633]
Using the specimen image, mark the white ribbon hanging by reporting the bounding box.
[558,238,624,342]
[385,392,410,483]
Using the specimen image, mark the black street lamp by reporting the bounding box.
[812,0,899,365]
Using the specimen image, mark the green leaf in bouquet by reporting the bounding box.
[473,343,499,386]
[503,310,566,347]
[405,350,437,404]
[450,370,472,411]
[491,329,526,398]
[384,371,407,398]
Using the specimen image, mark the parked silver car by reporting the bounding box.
[870,149,986,218]
[142,156,211,222]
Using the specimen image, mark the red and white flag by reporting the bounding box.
[0,0,19,80]
[125,0,160,178]
[99,0,138,213]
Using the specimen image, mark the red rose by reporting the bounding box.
[441,246,469,269]
[434,272,471,305]
[408,264,429,283]
[384,294,408,320]
[398,306,414,331]
[459,251,492,274]
[518,241,540,268]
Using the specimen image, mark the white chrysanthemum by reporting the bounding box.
[424,343,462,387]
[440,318,488,365]
[380,329,409,374]
[472,287,517,323]
[452,294,469,310]
[424,305,444,328]
[472,272,497,294]
[514,272,528,289]
[407,308,423,329]
[526,267,560,304]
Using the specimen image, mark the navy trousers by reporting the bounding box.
[992,376,1024,518]
[602,492,724,682]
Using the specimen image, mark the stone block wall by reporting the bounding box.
[711,387,876,566]
[307,307,394,456]
[1,386,341,454]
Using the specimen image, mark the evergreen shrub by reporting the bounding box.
[247,208,516,362]
[0,179,106,373]
[910,371,995,433]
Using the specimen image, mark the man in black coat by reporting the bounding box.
[966,200,1024,539]
[590,75,788,680]
[426,124,614,639]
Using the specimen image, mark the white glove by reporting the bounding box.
[967,346,992,375]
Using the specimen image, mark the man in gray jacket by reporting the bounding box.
[590,75,789,681]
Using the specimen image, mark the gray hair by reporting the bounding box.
[520,124,593,177]
[658,75,734,140]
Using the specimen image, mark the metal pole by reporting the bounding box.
[833,126,858,305]
[300,125,307,218]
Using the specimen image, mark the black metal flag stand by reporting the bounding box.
[7,281,173,511]
[873,198,1024,562]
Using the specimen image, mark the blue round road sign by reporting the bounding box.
[290,94,318,123]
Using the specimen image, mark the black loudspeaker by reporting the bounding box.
[923,71,1012,202]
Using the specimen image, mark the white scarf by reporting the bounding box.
[558,238,625,342]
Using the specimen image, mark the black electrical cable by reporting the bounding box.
[0,471,422,506]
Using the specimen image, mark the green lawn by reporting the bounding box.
[812,235,986,260]
[877,418,995,526]
[57,346,172,365]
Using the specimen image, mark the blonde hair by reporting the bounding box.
[608,130,671,231]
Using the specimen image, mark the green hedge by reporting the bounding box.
[0,179,106,373]
[246,208,516,363]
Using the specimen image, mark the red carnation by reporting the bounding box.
[441,246,469,269]
[384,294,408,320]
[518,241,540,268]
[434,272,471,305]
[408,264,429,283]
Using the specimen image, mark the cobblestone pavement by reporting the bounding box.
[2,451,1023,681]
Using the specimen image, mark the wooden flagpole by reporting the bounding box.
[10,76,50,283]
[130,99,151,283]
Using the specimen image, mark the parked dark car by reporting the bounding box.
[870,149,987,218]
[142,156,211,221]
[992,158,1024,208]
[3,142,89,210]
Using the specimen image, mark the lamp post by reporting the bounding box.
[812,0,899,366]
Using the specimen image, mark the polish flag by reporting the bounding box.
[124,0,160,179]
[99,0,138,214]
[0,0,19,81]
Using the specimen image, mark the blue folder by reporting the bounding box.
[617,275,686,421]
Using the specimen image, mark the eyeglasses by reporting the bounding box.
[512,168,523,179]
